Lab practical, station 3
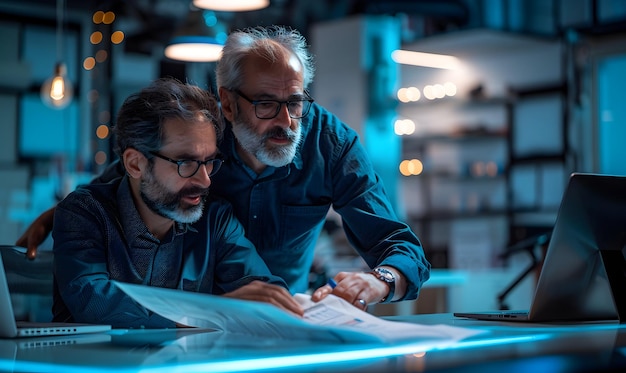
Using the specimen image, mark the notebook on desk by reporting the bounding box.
[454,173,626,323]
[0,246,111,338]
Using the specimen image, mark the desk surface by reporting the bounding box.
[2,313,626,373]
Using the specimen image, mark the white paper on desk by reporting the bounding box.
[295,293,482,343]
[113,281,482,344]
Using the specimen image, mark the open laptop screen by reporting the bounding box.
[455,173,626,323]
[529,173,625,322]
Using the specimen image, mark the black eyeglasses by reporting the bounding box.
[149,151,223,178]
[235,90,314,119]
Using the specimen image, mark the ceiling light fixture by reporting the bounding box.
[164,36,224,62]
[192,0,270,12]
[164,10,225,62]
[41,0,73,109]
[391,50,461,70]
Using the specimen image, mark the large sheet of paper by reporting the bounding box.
[113,281,483,344]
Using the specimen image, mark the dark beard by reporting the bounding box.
[140,169,209,223]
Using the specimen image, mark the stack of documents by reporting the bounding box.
[113,281,483,344]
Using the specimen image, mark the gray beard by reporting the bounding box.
[231,117,302,168]
[139,168,206,224]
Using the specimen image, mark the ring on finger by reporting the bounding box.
[357,299,367,309]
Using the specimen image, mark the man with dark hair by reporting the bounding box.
[51,78,302,328]
[21,26,431,311]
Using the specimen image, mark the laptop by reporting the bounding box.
[454,173,626,323]
[0,247,111,338]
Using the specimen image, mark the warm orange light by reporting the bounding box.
[96,125,110,139]
[40,63,73,109]
[83,57,96,70]
[111,30,124,44]
[93,11,104,24]
[399,159,424,176]
[90,31,103,44]
[102,11,115,24]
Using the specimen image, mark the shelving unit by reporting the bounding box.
[400,96,512,269]
[400,83,570,270]
[396,29,568,271]
[506,83,570,244]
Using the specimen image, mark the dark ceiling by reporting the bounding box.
[3,0,626,57]
[0,0,472,55]
[102,0,471,55]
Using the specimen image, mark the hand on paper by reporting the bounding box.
[223,280,304,317]
[310,271,389,310]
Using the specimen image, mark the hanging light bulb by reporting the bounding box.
[41,0,73,109]
[41,62,73,109]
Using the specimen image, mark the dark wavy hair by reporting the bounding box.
[113,78,223,159]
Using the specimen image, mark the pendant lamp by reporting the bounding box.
[192,0,270,12]
[164,10,225,62]
[41,0,73,109]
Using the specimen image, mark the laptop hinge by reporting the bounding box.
[600,249,626,323]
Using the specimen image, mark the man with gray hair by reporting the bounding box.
[20,26,431,311]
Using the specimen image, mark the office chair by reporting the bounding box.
[496,232,551,310]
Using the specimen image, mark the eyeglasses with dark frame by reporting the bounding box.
[149,151,223,178]
[234,89,314,119]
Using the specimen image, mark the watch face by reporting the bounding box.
[371,268,395,304]
[375,268,394,283]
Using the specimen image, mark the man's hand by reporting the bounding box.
[15,206,56,260]
[311,267,405,310]
[223,280,304,317]
[311,271,388,310]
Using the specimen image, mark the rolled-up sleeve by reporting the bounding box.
[328,124,431,300]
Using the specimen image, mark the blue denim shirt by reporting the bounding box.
[211,103,431,297]
[94,103,431,298]
[52,176,284,328]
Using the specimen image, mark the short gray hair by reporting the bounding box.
[215,25,315,91]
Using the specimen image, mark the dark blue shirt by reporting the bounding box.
[211,103,430,297]
[52,176,284,328]
[94,103,431,298]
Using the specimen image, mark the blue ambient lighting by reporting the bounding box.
[137,335,552,373]
[6,329,610,373]
[2,336,548,373]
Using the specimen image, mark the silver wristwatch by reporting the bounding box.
[369,267,396,303]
